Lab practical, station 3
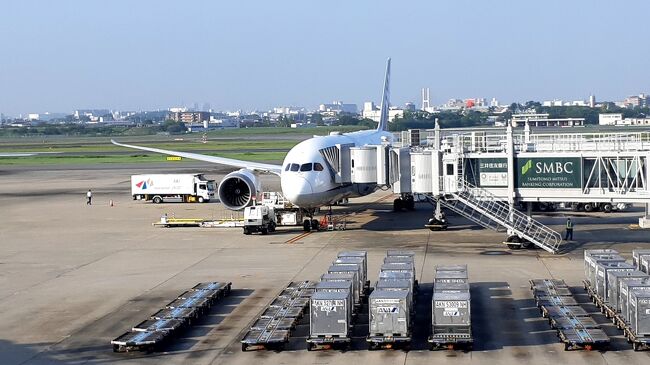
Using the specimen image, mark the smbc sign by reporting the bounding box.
[516,157,582,189]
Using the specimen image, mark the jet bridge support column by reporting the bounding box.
[505,125,520,243]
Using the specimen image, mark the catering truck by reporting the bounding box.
[131,174,215,203]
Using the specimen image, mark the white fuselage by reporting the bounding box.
[279,129,393,209]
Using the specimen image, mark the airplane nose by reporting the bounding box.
[281,175,313,205]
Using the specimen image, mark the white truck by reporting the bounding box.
[131,174,215,203]
[242,192,305,234]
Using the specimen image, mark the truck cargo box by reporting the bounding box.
[628,290,650,336]
[607,270,648,312]
[309,291,352,338]
[369,290,410,337]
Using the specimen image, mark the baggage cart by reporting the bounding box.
[530,279,568,290]
[191,281,232,298]
[543,305,589,320]
[151,307,198,326]
[558,328,610,351]
[584,254,624,287]
[132,318,184,333]
[111,331,169,353]
[307,291,352,351]
[550,316,600,330]
[367,290,412,350]
[620,279,650,325]
[241,328,291,351]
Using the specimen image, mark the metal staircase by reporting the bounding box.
[438,178,563,254]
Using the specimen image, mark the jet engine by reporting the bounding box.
[217,169,261,210]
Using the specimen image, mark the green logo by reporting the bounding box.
[521,160,532,175]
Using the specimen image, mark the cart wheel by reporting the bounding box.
[564,343,570,351]
[307,343,314,351]
[241,343,247,352]
[633,342,640,351]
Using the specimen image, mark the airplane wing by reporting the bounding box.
[111,139,283,176]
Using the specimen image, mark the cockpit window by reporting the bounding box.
[300,163,312,172]
[314,163,324,171]
[284,164,291,171]
[290,163,300,172]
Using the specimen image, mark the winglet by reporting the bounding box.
[377,58,391,132]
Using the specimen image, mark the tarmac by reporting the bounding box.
[1,162,650,364]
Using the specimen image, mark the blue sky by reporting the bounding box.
[1,0,648,116]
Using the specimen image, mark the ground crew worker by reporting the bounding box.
[564,218,573,240]
[86,189,92,205]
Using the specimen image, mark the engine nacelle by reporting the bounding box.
[218,169,261,210]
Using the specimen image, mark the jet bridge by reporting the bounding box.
[387,125,650,254]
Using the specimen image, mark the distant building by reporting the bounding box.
[75,109,111,122]
[622,93,649,108]
[599,113,650,126]
[318,101,357,115]
[510,113,584,127]
[404,102,416,112]
[169,111,211,123]
[362,102,403,122]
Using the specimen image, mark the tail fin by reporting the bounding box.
[377,58,391,132]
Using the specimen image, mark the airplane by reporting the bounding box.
[112,58,400,231]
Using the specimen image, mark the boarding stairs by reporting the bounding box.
[436,176,562,254]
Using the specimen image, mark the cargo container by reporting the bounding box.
[435,264,468,272]
[585,254,625,287]
[429,291,472,350]
[386,250,415,259]
[327,265,362,301]
[641,256,650,275]
[131,174,215,203]
[337,251,368,287]
[595,262,635,301]
[632,249,650,271]
[367,290,411,349]
[307,291,352,350]
[380,263,416,288]
[333,257,367,288]
[628,290,650,338]
[433,282,470,294]
[321,273,360,308]
[621,279,650,323]
[384,256,415,266]
[376,279,413,311]
[315,281,354,313]
[433,270,469,284]
[607,270,648,312]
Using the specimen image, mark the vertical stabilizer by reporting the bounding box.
[377,58,391,131]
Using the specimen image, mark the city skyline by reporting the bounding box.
[1,0,649,116]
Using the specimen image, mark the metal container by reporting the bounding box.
[315,281,354,311]
[328,265,362,299]
[435,264,468,272]
[320,273,359,307]
[337,251,367,281]
[378,271,413,284]
[585,254,625,287]
[628,290,650,336]
[641,256,650,275]
[333,257,367,286]
[386,250,416,259]
[584,248,619,261]
[376,279,413,309]
[607,270,648,312]
[380,263,415,288]
[369,290,410,336]
[434,270,469,284]
[384,256,415,266]
[433,282,470,294]
[432,292,471,330]
[595,262,635,301]
[309,291,352,337]
[621,278,650,322]
[632,249,650,271]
